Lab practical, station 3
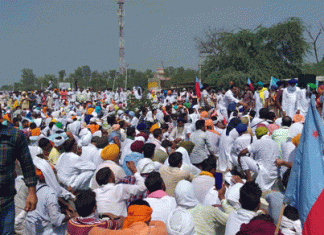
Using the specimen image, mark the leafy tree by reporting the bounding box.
[196,17,309,90]
[58,70,66,82]
[20,68,37,91]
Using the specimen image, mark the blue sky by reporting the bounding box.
[0,0,323,87]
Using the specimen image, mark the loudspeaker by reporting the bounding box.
[298,74,316,89]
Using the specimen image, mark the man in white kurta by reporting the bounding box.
[238,127,279,191]
[282,79,299,118]
[253,82,269,118]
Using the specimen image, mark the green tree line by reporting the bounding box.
[1,17,323,92]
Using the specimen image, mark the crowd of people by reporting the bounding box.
[0,79,318,234]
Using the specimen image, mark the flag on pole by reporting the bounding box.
[284,95,324,234]
[247,78,254,91]
[196,77,203,99]
[270,76,279,87]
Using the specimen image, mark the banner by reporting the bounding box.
[59,82,71,90]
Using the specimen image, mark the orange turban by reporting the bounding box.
[293,114,305,123]
[200,111,208,119]
[292,134,301,147]
[101,144,120,161]
[31,128,41,136]
[167,90,172,95]
[122,205,153,229]
[205,119,220,136]
[87,108,94,115]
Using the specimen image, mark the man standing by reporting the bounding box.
[253,82,269,117]
[0,107,38,234]
[282,79,299,118]
[242,84,255,114]
[221,84,247,119]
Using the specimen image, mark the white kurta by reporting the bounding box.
[282,87,299,118]
[296,88,310,117]
[253,89,269,117]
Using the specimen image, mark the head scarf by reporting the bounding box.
[33,156,72,200]
[200,111,208,119]
[137,123,146,131]
[288,79,298,85]
[112,124,120,132]
[268,124,280,135]
[136,158,155,174]
[130,140,145,153]
[288,123,303,139]
[292,134,301,147]
[256,127,268,137]
[166,208,195,235]
[235,123,247,134]
[150,123,159,133]
[129,111,135,117]
[257,81,264,87]
[205,119,220,135]
[122,205,153,229]
[293,114,304,123]
[175,180,200,209]
[54,136,66,147]
[178,141,195,155]
[241,116,250,126]
[307,83,317,90]
[136,132,149,141]
[153,149,169,164]
[226,118,241,136]
[101,144,120,161]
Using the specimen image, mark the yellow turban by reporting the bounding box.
[292,134,301,147]
[101,144,120,161]
[87,108,94,115]
[150,123,159,133]
[255,127,268,137]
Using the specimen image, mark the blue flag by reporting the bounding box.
[284,95,324,226]
[270,76,279,87]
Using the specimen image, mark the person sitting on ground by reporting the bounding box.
[89,199,167,235]
[225,181,263,235]
[191,157,217,203]
[159,152,194,197]
[144,172,177,223]
[175,180,235,235]
[238,126,279,191]
[67,189,124,234]
[94,161,146,217]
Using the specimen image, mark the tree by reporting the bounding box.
[58,70,66,82]
[196,17,310,89]
[305,24,323,63]
[20,68,37,91]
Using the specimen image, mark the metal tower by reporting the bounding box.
[117,0,126,75]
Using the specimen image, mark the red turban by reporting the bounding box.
[130,141,144,153]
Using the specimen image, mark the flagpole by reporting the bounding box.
[274,204,285,235]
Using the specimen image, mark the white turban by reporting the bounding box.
[166,208,195,235]
[53,136,66,147]
[136,158,155,174]
[33,156,73,200]
[175,180,200,209]
[226,183,244,210]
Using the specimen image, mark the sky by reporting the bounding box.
[0,0,324,87]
